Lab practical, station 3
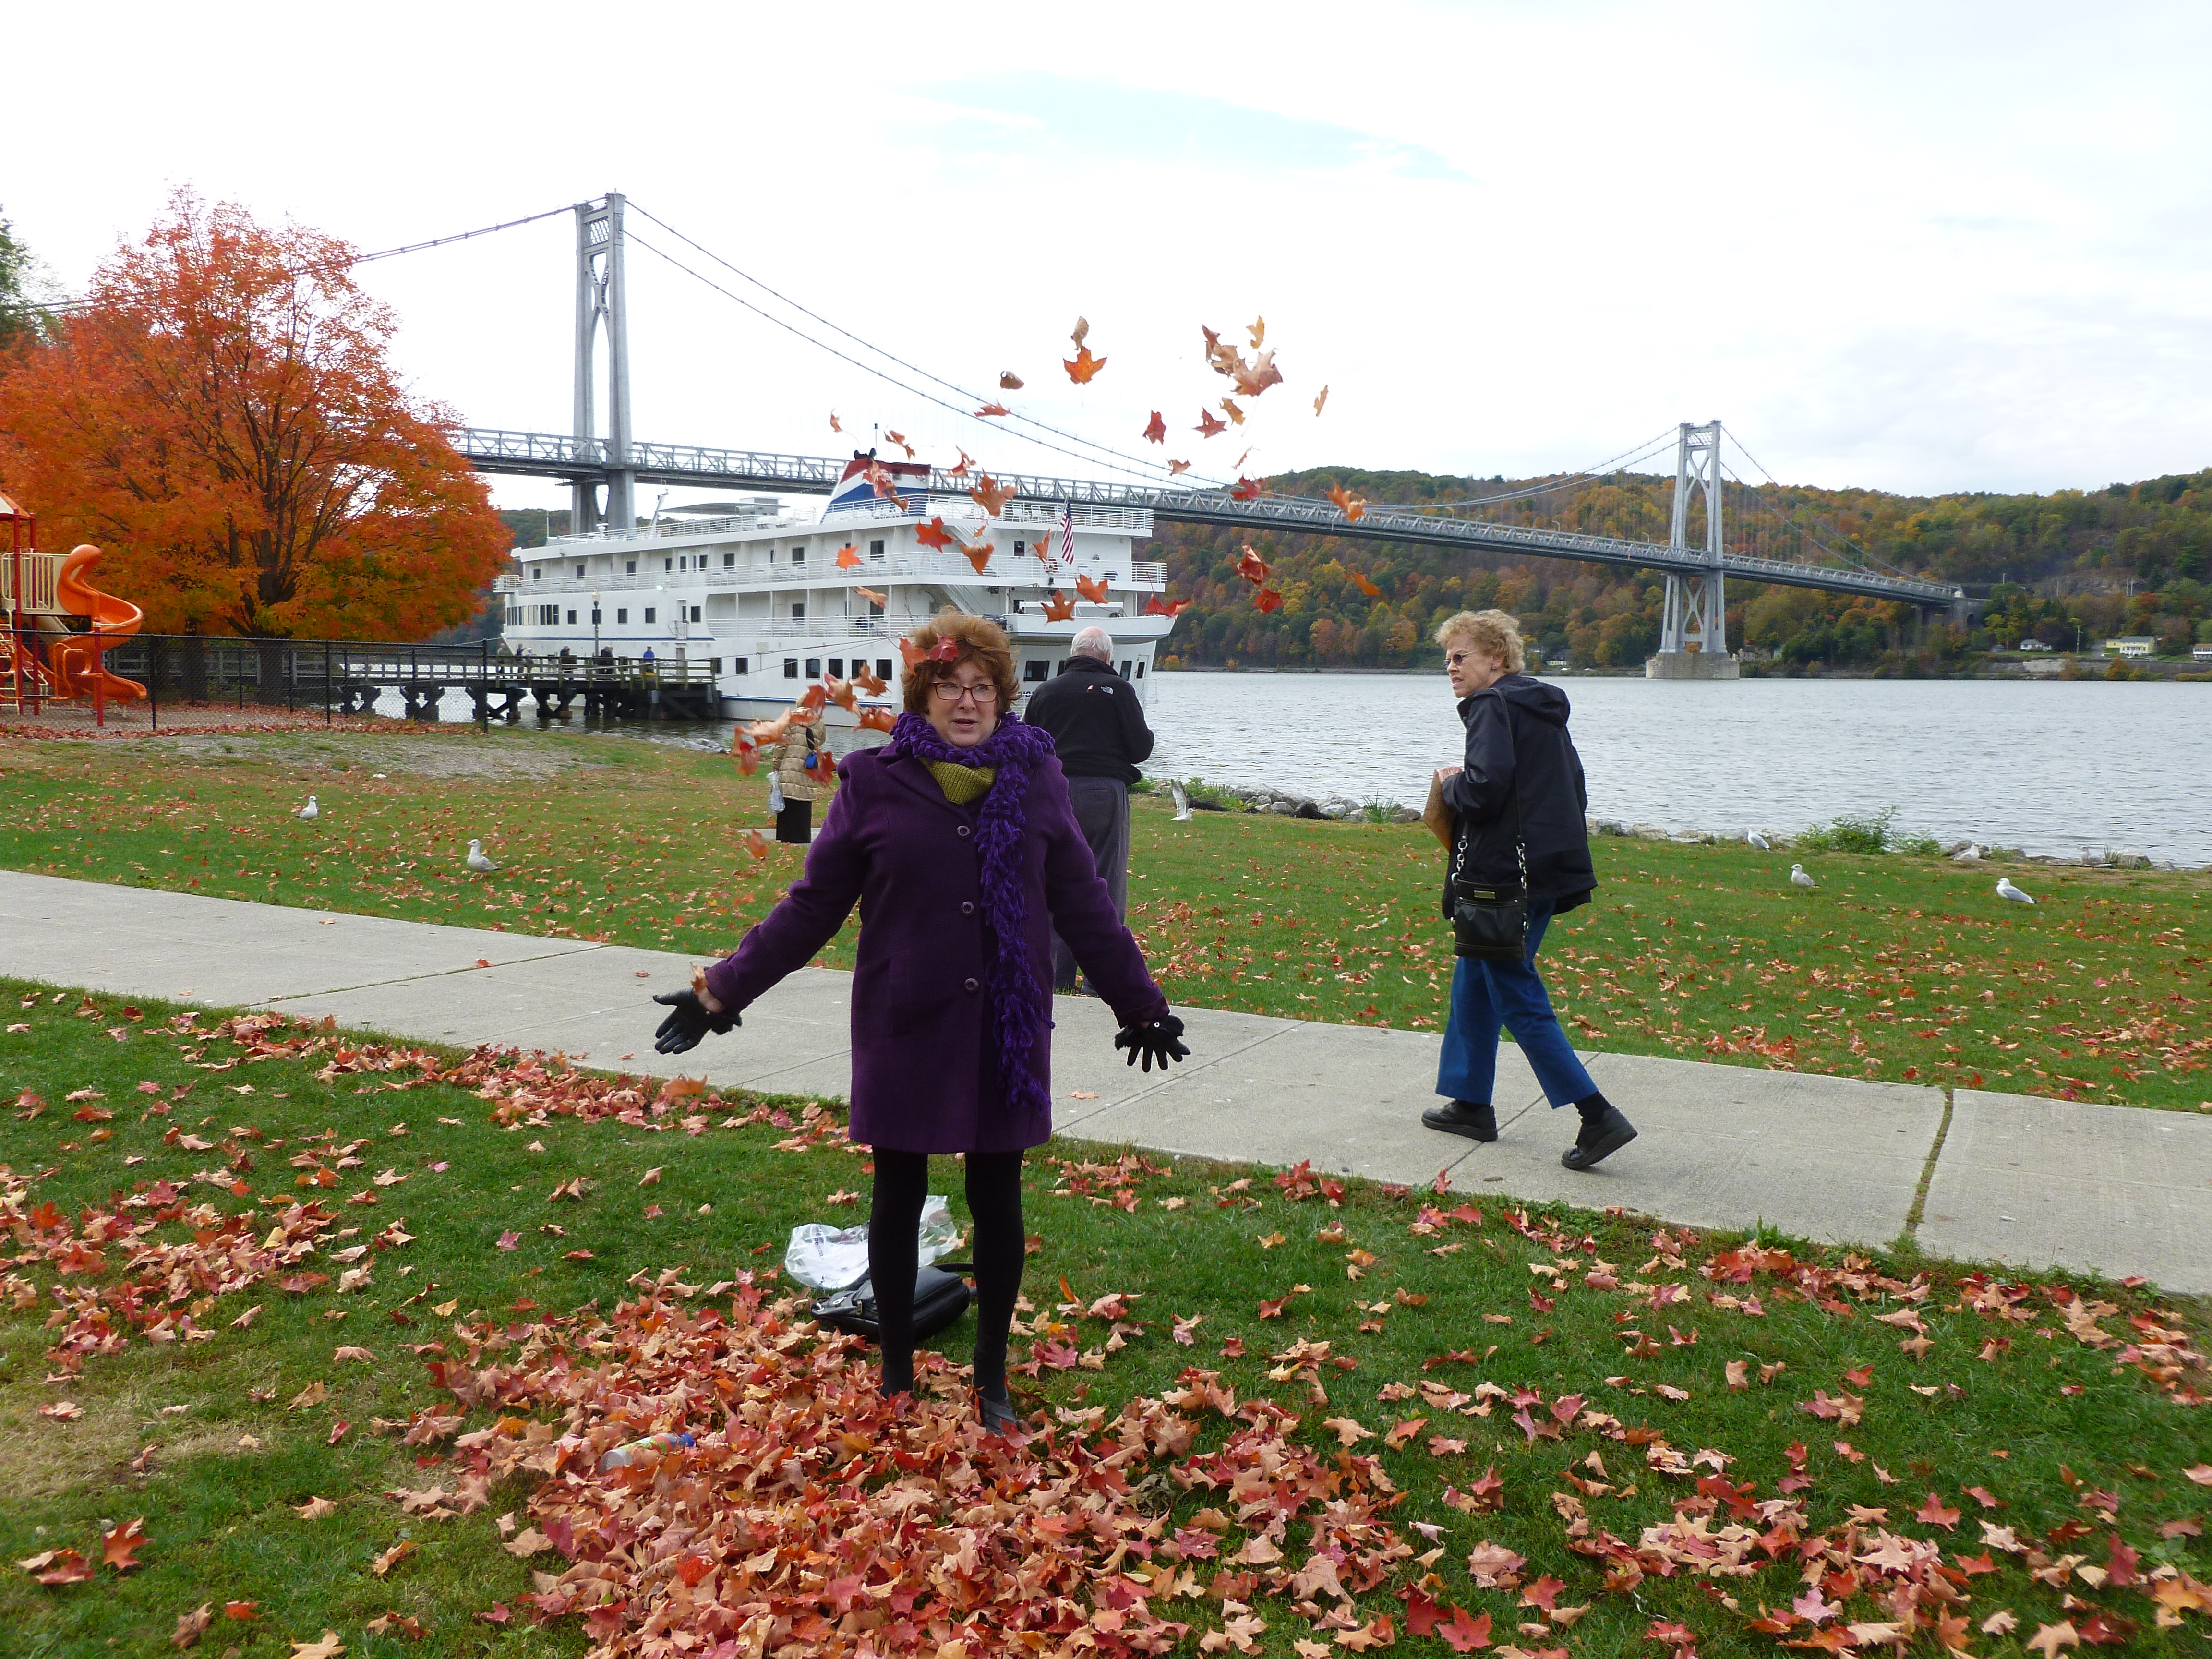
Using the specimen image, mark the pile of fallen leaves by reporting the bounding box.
[419,1273,1409,1656]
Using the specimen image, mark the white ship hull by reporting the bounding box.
[494,475,1180,718]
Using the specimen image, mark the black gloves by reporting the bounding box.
[1114,1011,1190,1072]
[652,991,739,1055]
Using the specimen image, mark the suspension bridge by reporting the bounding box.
[454,194,1965,674]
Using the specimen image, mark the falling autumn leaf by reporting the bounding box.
[1348,569,1381,597]
[914,516,956,551]
[974,402,1010,418]
[1248,315,1265,349]
[854,587,888,611]
[1039,590,1077,622]
[1254,588,1284,614]
[1219,397,1246,427]
[1235,546,1270,584]
[883,430,915,459]
[1329,483,1369,522]
[835,543,862,569]
[1064,344,1106,384]
[1075,574,1109,604]
[1143,595,1193,618]
[1230,477,1263,502]
[1168,459,1191,474]
[961,539,994,575]
[1142,410,1166,445]
[828,411,842,433]
[949,448,974,477]
[1314,385,1329,416]
[1195,410,1227,438]
[969,472,1016,517]
[999,371,1023,390]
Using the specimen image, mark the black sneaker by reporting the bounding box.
[1561,1104,1637,1170]
[1421,1100,1498,1142]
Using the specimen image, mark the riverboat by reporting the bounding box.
[494,453,1180,723]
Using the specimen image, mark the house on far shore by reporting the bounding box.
[2019,639,2053,651]
[2104,636,2157,658]
[2194,643,2212,663]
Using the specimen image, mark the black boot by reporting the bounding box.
[977,1381,1020,1436]
[1561,1093,1636,1170]
[1421,1100,1498,1142]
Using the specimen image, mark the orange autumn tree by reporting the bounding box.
[0,190,508,637]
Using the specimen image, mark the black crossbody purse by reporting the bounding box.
[1447,697,1530,963]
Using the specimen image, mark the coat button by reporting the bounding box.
[961,901,975,915]
[963,977,980,993]
[956,824,971,838]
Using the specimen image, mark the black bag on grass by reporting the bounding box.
[811,1263,973,1342]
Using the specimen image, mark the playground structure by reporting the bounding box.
[0,493,147,721]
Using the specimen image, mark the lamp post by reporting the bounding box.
[592,591,602,659]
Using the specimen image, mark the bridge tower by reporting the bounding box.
[1646,420,1740,679]
[571,194,634,534]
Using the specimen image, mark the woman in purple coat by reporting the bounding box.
[649,611,1190,1432]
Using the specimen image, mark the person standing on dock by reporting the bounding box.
[1423,609,1638,1170]
[1023,626,1154,995]
[646,610,1190,1435]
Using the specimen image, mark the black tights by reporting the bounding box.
[867,1150,1025,1399]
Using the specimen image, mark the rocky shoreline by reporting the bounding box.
[1157,781,2191,869]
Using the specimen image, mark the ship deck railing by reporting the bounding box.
[495,553,1168,597]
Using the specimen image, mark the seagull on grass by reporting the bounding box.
[465,839,500,873]
[1170,781,1194,823]
[1747,829,1770,850]
[1790,864,1815,889]
[1996,877,2034,904]
[294,795,319,821]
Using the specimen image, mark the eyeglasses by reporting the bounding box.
[931,680,999,706]
[1445,651,1474,667]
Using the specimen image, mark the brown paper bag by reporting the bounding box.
[1421,770,1456,853]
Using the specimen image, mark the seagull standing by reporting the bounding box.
[295,795,319,821]
[1995,878,2034,904]
[1170,781,1194,823]
[465,839,500,873]
[1747,830,1770,850]
[1790,864,1815,889]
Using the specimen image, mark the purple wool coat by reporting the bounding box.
[702,740,1169,1154]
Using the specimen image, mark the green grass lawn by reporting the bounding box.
[2,980,2208,1657]
[1,725,2207,1110]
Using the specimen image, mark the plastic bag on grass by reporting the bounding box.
[784,1194,958,1292]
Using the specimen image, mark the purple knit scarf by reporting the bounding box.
[887,710,1059,1119]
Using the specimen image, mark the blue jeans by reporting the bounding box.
[1436,898,1597,1109]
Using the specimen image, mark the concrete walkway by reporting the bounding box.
[3,869,2206,1295]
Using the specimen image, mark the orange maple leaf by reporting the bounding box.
[101,1517,148,1574]
[854,586,887,608]
[1236,547,1270,584]
[884,430,915,459]
[1254,588,1284,614]
[1329,483,1368,522]
[914,517,955,551]
[834,543,862,569]
[1313,385,1329,416]
[797,683,830,713]
[1231,352,1282,398]
[746,710,794,745]
[969,471,1015,517]
[1075,574,1109,604]
[961,539,994,575]
[852,662,888,694]
[1064,345,1106,385]
[1143,594,1193,618]
[1219,397,1246,426]
[949,448,973,477]
[1168,459,1192,475]
[866,461,900,500]
[1040,590,1077,622]
[1195,410,1227,438]
[975,402,1010,418]
[829,411,842,433]
[1348,570,1380,597]
[824,675,858,711]
[1142,411,1166,445]
[745,830,769,860]
[857,706,895,733]
[1229,477,1263,502]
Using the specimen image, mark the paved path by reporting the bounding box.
[3,869,2206,1294]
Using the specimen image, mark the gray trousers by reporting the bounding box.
[1052,775,1130,992]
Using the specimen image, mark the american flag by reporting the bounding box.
[1056,501,1074,570]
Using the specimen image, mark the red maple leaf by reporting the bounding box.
[1142,411,1166,445]
[1438,1605,1493,1652]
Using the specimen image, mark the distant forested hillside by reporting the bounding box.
[1153,463,2212,672]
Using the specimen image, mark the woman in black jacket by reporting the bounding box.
[1423,611,1637,1169]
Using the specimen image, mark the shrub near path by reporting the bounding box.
[4,980,2210,1657]
[0,727,2208,1109]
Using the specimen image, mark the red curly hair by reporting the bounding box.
[901,609,1021,716]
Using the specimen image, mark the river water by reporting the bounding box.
[1142,672,2212,867]
[379,673,2212,866]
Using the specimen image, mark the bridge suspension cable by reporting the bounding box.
[36,202,581,319]
[1720,431,1924,585]
[622,203,1216,489]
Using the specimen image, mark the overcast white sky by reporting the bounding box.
[9,1,2209,509]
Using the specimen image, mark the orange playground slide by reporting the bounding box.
[47,544,147,701]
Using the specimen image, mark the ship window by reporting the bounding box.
[869,539,885,559]
[643,607,657,623]
[792,546,806,565]
[722,552,735,567]
[690,605,702,623]
[574,564,585,577]
[827,658,844,678]
[733,658,747,675]
[710,658,722,675]
[566,610,577,625]
[1119,661,1131,679]
[1024,660,1048,683]
[625,559,636,574]
[805,657,821,678]
[875,658,892,680]
[664,557,673,572]
[530,566,541,581]
[616,608,628,623]
[1136,661,1146,677]
[1014,541,1026,558]
[783,658,799,678]
[790,602,805,621]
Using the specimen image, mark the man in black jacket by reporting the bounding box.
[1024,627,1154,993]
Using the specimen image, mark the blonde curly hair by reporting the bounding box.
[1434,609,1526,674]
